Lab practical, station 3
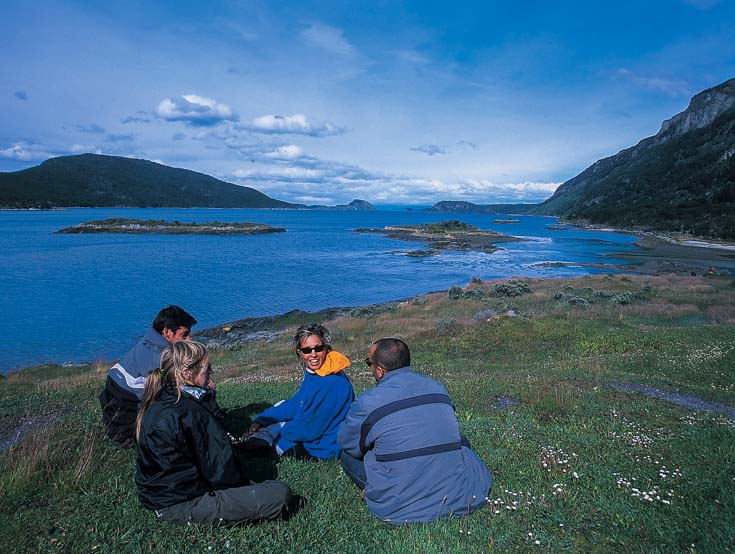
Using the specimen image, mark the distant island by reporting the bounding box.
[492,218,520,224]
[355,219,521,255]
[55,218,286,235]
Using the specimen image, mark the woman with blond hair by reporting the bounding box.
[135,340,292,525]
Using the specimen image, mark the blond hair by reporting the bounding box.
[135,340,209,441]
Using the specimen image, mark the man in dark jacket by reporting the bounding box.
[99,305,196,447]
[338,338,492,524]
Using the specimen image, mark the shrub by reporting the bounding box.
[448,286,464,300]
[435,317,459,335]
[592,290,613,298]
[463,288,485,300]
[610,292,642,305]
[491,280,531,297]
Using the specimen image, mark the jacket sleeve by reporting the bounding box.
[337,394,370,459]
[280,376,353,443]
[188,408,245,489]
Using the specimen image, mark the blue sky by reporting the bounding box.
[2,0,734,206]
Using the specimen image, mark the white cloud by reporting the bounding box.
[263,145,303,159]
[300,23,354,56]
[244,114,346,137]
[155,94,238,126]
[230,148,560,205]
[70,144,103,154]
[0,141,55,161]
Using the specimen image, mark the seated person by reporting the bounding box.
[338,338,493,524]
[135,340,292,525]
[100,305,196,447]
[245,323,355,460]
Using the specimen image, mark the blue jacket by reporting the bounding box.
[108,327,169,400]
[254,369,354,459]
[338,367,492,524]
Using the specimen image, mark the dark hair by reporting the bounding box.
[152,305,197,334]
[372,338,410,371]
[292,323,332,351]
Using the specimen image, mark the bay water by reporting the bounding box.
[0,208,639,373]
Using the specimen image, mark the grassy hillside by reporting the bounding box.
[1,274,734,552]
[0,154,300,209]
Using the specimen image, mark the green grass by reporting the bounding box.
[1,274,734,552]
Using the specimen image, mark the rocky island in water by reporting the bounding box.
[56,218,286,235]
[354,219,522,256]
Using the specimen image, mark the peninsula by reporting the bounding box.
[354,219,521,255]
[55,218,286,235]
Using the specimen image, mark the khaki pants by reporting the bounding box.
[154,480,291,525]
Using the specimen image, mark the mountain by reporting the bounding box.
[426,201,536,214]
[0,154,301,209]
[534,78,735,239]
[308,199,376,210]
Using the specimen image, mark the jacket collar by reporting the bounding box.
[143,326,169,350]
[378,365,412,385]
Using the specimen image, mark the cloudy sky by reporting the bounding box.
[2,1,734,206]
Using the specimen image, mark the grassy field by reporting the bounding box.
[1,274,734,553]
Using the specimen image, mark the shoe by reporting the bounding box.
[235,437,273,455]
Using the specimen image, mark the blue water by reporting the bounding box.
[0,208,639,373]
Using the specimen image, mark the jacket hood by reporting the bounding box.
[315,350,350,377]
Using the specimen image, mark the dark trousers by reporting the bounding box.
[340,450,367,490]
[99,376,139,448]
[153,480,292,525]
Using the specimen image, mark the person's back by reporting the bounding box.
[348,367,491,523]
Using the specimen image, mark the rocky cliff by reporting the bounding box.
[535,78,735,239]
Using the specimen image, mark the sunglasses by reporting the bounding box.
[298,344,327,355]
[364,357,376,368]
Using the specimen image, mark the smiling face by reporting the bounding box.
[298,334,328,372]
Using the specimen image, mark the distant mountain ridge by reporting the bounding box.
[0,154,301,209]
[534,78,735,239]
[426,200,536,214]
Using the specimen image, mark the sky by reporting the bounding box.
[2,1,734,206]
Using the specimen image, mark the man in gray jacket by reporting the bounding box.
[99,305,196,447]
[337,338,492,524]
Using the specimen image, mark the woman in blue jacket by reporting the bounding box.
[245,324,354,460]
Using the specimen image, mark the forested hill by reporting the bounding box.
[0,154,301,209]
[533,78,735,240]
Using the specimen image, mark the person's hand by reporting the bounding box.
[247,422,262,437]
[207,380,217,389]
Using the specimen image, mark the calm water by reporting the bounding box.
[0,208,639,373]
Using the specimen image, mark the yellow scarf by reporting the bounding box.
[315,350,351,377]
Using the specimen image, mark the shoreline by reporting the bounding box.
[3,221,734,374]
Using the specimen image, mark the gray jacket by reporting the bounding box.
[107,327,168,399]
[338,366,492,523]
